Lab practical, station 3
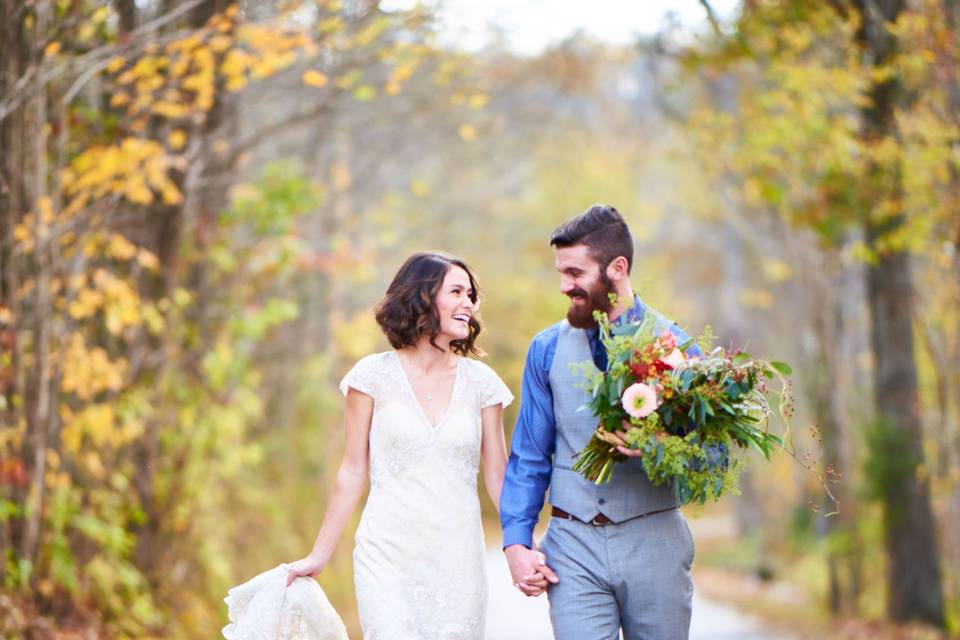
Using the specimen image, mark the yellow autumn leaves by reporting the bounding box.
[60,402,144,454]
[102,5,313,142]
[58,335,143,455]
[67,269,142,335]
[61,335,127,401]
[303,69,328,87]
[62,138,182,209]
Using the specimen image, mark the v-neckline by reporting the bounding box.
[392,351,461,430]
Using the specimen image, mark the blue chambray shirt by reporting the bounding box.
[499,295,702,549]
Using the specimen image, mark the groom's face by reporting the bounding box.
[555,244,615,329]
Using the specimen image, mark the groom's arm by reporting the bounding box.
[500,328,558,550]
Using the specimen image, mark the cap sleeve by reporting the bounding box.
[338,354,379,398]
[473,360,514,409]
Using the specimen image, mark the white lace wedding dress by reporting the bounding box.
[340,351,513,640]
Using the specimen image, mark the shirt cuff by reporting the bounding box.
[501,524,534,550]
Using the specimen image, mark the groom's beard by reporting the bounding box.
[565,274,616,329]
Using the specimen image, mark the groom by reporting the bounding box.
[501,205,700,640]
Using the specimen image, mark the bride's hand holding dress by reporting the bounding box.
[284,553,326,587]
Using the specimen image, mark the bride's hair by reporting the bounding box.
[375,252,483,356]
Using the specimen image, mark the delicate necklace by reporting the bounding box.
[399,352,449,403]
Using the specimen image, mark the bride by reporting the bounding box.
[285,252,514,639]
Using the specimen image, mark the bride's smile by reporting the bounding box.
[434,265,476,343]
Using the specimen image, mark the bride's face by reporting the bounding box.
[434,266,476,343]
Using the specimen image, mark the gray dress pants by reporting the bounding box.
[540,508,695,640]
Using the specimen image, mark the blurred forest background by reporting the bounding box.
[1,0,959,637]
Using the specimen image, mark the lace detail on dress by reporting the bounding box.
[368,426,431,488]
[446,448,479,485]
[462,359,514,409]
[338,353,384,397]
[407,563,486,639]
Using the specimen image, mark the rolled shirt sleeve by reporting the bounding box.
[670,322,702,358]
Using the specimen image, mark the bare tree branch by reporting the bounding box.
[698,0,723,38]
[0,0,206,121]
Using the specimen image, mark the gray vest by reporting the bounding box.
[548,320,678,523]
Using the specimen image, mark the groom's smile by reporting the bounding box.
[555,245,618,329]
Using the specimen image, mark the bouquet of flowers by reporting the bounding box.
[571,311,793,506]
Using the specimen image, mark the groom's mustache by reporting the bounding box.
[567,288,588,300]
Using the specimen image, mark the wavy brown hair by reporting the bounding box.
[374,252,482,356]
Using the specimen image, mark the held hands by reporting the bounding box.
[285,553,327,587]
[504,544,558,597]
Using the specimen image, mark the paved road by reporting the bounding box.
[484,549,788,640]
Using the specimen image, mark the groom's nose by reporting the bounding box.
[561,282,583,297]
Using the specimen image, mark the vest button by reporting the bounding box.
[598,498,606,505]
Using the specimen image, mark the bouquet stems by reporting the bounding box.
[572,429,624,485]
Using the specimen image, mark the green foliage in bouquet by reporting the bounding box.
[571,310,793,506]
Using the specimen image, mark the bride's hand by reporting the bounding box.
[285,554,326,587]
[504,544,557,597]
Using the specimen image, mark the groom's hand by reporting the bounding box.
[504,544,558,597]
[615,421,644,458]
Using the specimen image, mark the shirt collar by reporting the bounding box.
[619,294,646,326]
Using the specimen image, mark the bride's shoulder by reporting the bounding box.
[340,352,395,397]
[462,357,514,408]
[461,357,502,382]
[352,351,395,371]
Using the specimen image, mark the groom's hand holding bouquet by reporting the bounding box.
[572,309,794,505]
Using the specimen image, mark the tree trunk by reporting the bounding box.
[941,0,960,480]
[853,0,945,626]
[16,0,55,579]
[0,0,27,585]
[115,0,137,33]
[944,0,960,617]
[129,0,236,587]
[866,245,944,625]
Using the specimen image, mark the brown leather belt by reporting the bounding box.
[551,505,677,526]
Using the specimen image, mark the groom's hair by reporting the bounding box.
[550,204,633,274]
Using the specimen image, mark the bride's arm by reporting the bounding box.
[480,403,508,513]
[287,388,373,584]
